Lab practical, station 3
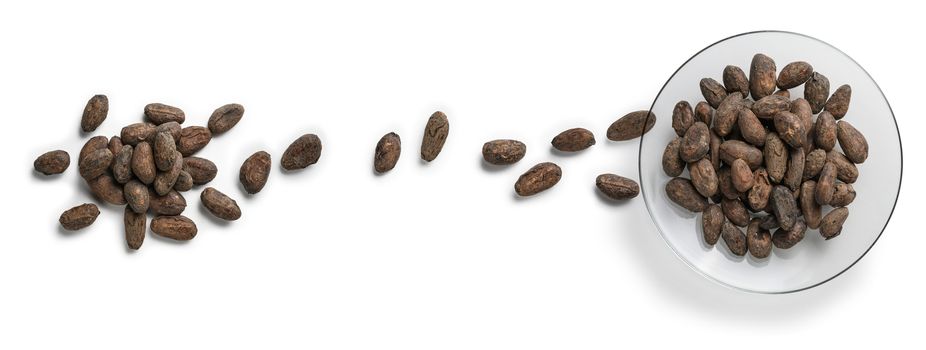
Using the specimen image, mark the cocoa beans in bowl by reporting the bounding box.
[638,31,901,293]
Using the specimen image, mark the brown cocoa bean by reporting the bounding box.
[815,162,837,205]
[482,139,527,165]
[695,101,713,125]
[240,151,272,193]
[773,111,805,149]
[747,168,772,211]
[595,174,639,200]
[201,187,242,221]
[124,180,149,214]
[373,133,401,173]
[746,218,772,259]
[665,177,708,212]
[737,108,766,147]
[420,111,450,160]
[836,121,868,164]
[830,183,856,208]
[282,134,323,170]
[153,132,178,171]
[78,148,113,180]
[34,150,70,175]
[721,221,747,256]
[148,189,186,216]
[182,156,218,185]
[679,122,710,162]
[800,181,822,229]
[723,65,749,97]
[758,214,779,231]
[749,53,777,100]
[820,207,849,240]
[59,203,100,231]
[699,78,727,108]
[108,136,123,156]
[131,141,156,185]
[718,167,739,200]
[814,111,837,151]
[826,150,859,183]
[514,162,562,196]
[154,121,182,143]
[803,149,826,181]
[81,94,108,132]
[671,101,695,136]
[87,174,126,205]
[825,84,851,119]
[772,218,806,249]
[112,145,134,184]
[174,170,193,192]
[804,72,830,113]
[720,140,763,169]
[121,122,156,145]
[776,61,813,89]
[730,158,753,193]
[689,158,718,198]
[154,151,183,196]
[124,206,146,250]
[763,133,788,183]
[784,147,804,191]
[207,103,244,134]
[722,197,750,227]
[144,103,185,125]
[606,110,656,141]
[770,185,798,230]
[178,126,212,156]
[79,136,109,162]
[702,204,724,245]
[662,138,684,177]
[150,215,197,241]
[551,127,595,152]
[713,94,742,136]
[752,95,790,119]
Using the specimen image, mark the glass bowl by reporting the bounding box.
[638,31,902,294]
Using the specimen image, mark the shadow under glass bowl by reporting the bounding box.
[638,31,902,294]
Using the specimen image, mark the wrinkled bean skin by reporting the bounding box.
[81,94,108,132]
[700,78,727,108]
[666,177,709,212]
[772,218,806,249]
[723,65,749,97]
[800,181,822,229]
[131,142,156,185]
[830,183,856,208]
[144,103,185,125]
[784,147,804,191]
[721,221,747,256]
[825,84,851,119]
[680,122,710,163]
[770,185,799,230]
[59,203,100,231]
[815,162,837,205]
[773,111,805,149]
[595,174,640,200]
[420,111,450,160]
[695,102,714,125]
[737,108,766,147]
[551,128,595,152]
[804,72,830,114]
[749,53,777,100]
[514,162,562,197]
[34,150,70,175]
[607,111,656,141]
[731,158,754,193]
[201,187,242,221]
[752,95,790,119]
[483,140,527,165]
[747,168,772,211]
[702,204,724,245]
[746,218,772,259]
[836,121,868,164]
[240,151,272,193]
[776,61,813,89]
[720,140,763,170]
[124,206,146,250]
[826,150,859,184]
[721,197,750,227]
[208,103,245,134]
[820,207,849,240]
[281,134,323,170]
[150,215,197,241]
[763,133,788,183]
[803,149,826,181]
[662,138,685,177]
[689,158,718,198]
[713,94,742,136]
[814,111,837,151]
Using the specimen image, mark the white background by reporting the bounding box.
[0,1,921,348]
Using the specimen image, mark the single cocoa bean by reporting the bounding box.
[702,204,724,245]
[680,122,710,162]
[154,151,183,196]
[749,53,777,100]
[153,132,178,171]
[804,72,830,113]
[595,174,639,200]
[709,130,722,171]
[551,127,595,152]
[721,221,747,256]
[78,148,113,180]
[830,183,856,208]
[747,168,772,211]
[87,174,126,205]
[772,218,806,249]
[722,197,750,227]
[150,215,197,241]
[282,134,323,170]
[240,151,272,193]
[154,121,182,143]
[671,101,695,136]
[773,111,805,149]
[665,177,708,212]
[746,218,772,259]
[81,94,108,132]
[178,126,212,156]
[60,203,100,231]
[820,207,849,240]
[814,111,837,151]
[514,162,562,196]
[824,84,851,119]
[174,170,193,192]
[108,136,123,156]
[79,135,109,163]
[731,158,754,193]
[121,122,156,145]
[201,187,242,221]
[699,78,727,108]
[783,147,804,191]
[763,133,788,183]
[689,158,718,198]
[606,110,656,141]
[148,189,186,216]
[131,141,156,185]
[776,61,813,89]
[770,185,798,230]
[124,206,146,250]
[482,139,527,165]
[713,94,742,136]
[662,138,684,177]
[800,181,822,229]
[695,101,713,125]
[719,167,739,200]
[723,65,749,97]
[420,111,449,160]
[112,145,134,184]
[752,95,790,119]
[720,140,763,169]
[373,133,401,174]
[826,150,859,184]
[144,103,185,125]
[207,103,244,134]
[737,108,766,147]
[34,150,70,175]
[815,162,837,205]
[182,156,218,185]
[836,121,868,164]
[802,149,826,181]
[124,180,149,214]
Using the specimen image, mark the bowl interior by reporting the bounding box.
[639,31,902,293]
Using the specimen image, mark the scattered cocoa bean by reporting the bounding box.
[282,134,323,170]
[607,110,656,141]
[421,111,450,160]
[595,174,640,200]
[514,162,562,196]
[240,151,272,193]
[59,203,100,231]
[34,150,70,175]
[81,94,108,132]
[483,139,526,165]
[150,215,197,241]
[551,127,595,152]
[201,187,241,221]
